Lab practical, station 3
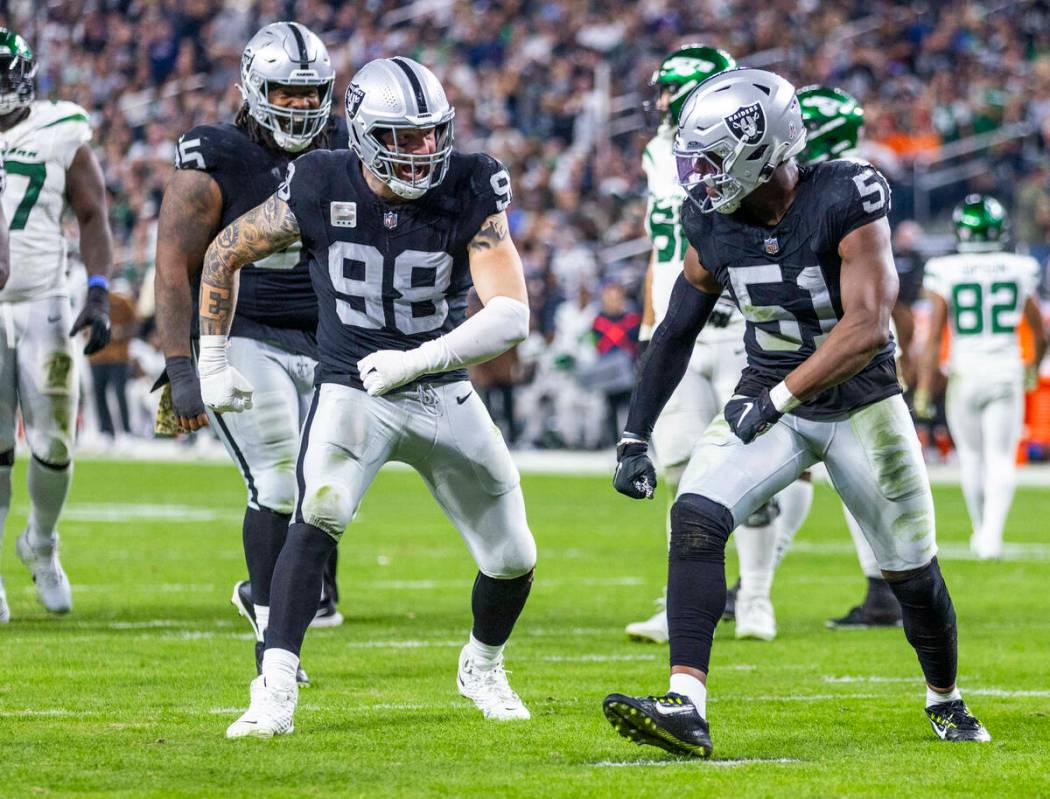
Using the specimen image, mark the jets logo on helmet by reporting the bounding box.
[797,85,865,165]
[0,28,36,115]
[238,22,335,153]
[344,57,455,201]
[647,44,736,127]
[674,68,806,214]
[725,103,766,144]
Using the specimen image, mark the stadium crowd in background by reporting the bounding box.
[4,0,1050,448]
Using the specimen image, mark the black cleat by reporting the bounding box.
[722,578,740,622]
[233,580,310,686]
[603,692,712,758]
[926,700,991,742]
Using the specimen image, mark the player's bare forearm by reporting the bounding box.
[467,211,528,305]
[0,207,9,289]
[1024,295,1047,367]
[641,254,656,330]
[199,193,300,336]
[155,170,223,357]
[917,292,946,400]
[66,145,113,280]
[784,219,897,402]
[891,301,916,385]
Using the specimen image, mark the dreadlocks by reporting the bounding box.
[234,101,331,153]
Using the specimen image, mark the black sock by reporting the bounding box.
[265,522,338,656]
[242,507,290,606]
[886,558,957,690]
[667,493,735,674]
[471,570,534,646]
[321,547,339,606]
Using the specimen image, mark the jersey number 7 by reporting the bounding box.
[5,160,47,231]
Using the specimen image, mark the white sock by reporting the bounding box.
[772,480,813,568]
[844,507,882,578]
[669,673,707,717]
[253,605,269,642]
[927,686,962,706]
[736,522,777,599]
[27,458,72,550]
[261,647,299,689]
[465,633,504,669]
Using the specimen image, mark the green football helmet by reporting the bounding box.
[953,194,1008,252]
[649,44,735,126]
[797,85,864,165]
[0,28,36,115]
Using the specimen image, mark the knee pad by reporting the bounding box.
[252,468,297,516]
[28,434,72,467]
[477,526,537,580]
[298,481,354,538]
[669,493,734,561]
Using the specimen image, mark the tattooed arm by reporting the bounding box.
[197,192,300,412]
[357,210,530,396]
[199,192,300,335]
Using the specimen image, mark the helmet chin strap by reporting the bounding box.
[274,129,312,152]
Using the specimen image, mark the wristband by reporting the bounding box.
[770,381,801,413]
[87,274,110,291]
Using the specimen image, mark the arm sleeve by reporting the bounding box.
[623,273,721,440]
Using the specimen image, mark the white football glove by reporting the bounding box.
[197,335,254,413]
[357,349,425,397]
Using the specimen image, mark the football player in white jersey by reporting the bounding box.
[626,46,810,643]
[916,195,1046,559]
[0,29,113,621]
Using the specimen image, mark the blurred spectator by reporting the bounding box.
[585,281,639,446]
[88,283,138,441]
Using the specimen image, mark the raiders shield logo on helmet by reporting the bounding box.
[725,103,766,144]
[346,84,365,118]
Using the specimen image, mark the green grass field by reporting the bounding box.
[0,459,1048,798]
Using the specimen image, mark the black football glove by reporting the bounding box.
[613,438,657,499]
[708,295,736,328]
[724,390,781,444]
[70,284,111,355]
[165,356,208,424]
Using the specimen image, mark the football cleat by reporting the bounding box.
[0,578,9,623]
[309,595,344,628]
[722,578,741,621]
[456,646,530,720]
[826,601,902,629]
[226,675,297,739]
[625,596,668,643]
[926,700,991,742]
[232,581,310,686]
[603,692,712,758]
[969,534,1003,561]
[734,593,776,640]
[16,531,72,613]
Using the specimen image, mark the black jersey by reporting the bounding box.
[175,117,347,358]
[682,159,901,420]
[280,149,512,390]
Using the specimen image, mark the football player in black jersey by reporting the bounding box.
[604,68,989,756]
[154,22,343,686]
[198,57,537,738]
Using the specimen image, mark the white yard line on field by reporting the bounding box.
[787,540,1050,561]
[12,503,242,523]
[592,758,800,768]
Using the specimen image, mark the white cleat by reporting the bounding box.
[969,534,1003,561]
[16,531,72,614]
[734,593,776,641]
[0,578,9,623]
[226,676,297,739]
[457,646,530,720]
[625,606,668,644]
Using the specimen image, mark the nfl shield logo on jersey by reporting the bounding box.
[764,235,780,255]
[725,103,766,144]
[384,210,398,229]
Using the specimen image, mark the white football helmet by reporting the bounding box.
[239,22,334,153]
[345,57,455,200]
[674,68,806,214]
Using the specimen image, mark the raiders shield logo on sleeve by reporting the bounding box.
[725,103,766,144]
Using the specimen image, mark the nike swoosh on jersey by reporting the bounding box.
[456,392,472,405]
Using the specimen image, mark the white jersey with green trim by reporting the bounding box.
[643,126,743,344]
[0,100,92,302]
[924,250,1039,379]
